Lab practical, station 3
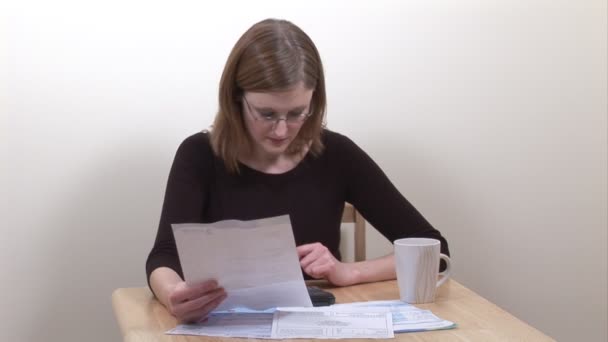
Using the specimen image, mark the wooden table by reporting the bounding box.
[112,280,554,341]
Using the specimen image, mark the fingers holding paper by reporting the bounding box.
[297,242,358,287]
[167,279,227,323]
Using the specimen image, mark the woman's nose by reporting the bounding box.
[272,119,288,137]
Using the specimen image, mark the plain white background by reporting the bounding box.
[2,1,606,341]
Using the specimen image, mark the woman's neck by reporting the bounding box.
[240,145,309,174]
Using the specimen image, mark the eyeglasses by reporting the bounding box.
[242,96,312,127]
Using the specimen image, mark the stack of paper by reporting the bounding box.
[167,300,455,339]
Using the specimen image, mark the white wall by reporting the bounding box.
[2,1,606,341]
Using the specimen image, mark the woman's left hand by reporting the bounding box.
[296,243,360,286]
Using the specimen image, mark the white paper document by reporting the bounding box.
[271,307,394,339]
[332,300,456,332]
[172,215,312,311]
[167,301,455,339]
[167,307,394,339]
[167,312,274,338]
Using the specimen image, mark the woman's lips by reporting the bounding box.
[268,137,289,146]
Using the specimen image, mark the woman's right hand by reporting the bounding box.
[165,279,227,323]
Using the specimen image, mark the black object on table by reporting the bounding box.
[307,286,336,306]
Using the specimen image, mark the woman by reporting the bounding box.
[146,18,450,323]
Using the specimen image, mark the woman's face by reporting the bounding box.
[242,82,314,160]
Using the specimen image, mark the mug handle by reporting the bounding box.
[436,254,452,288]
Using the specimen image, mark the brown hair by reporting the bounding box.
[210,18,327,173]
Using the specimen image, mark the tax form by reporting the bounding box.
[332,300,456,332]
[271,307,394,339]
[167,307,394,339]
[166,301,454,338]
[172,215,312,311]
[167,311,274,338]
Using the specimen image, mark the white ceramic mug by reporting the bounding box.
[394,238,451,304]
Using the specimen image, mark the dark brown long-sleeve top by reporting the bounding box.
[146,129,449,284]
